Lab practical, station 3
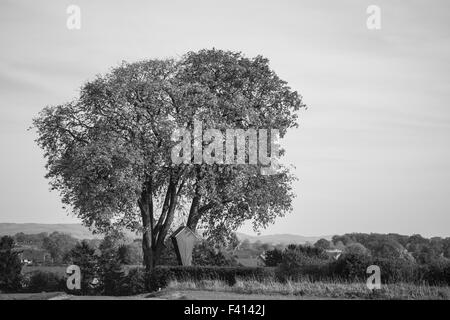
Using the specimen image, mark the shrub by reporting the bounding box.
[98,256,125,295]
[344,243,370,256]
[119,268,146,295]
[275,244,331,282]
[118,243,143,265]
[417,259,450,285]
[26,271,65,293]
[66,241,99,295]
[314,238,331,250]
[158,241,179,266]
[0,236,23,292]
[285,244,329,260]
[148,266,275,291]
[372,257,417,283]
[331,253,373,281]
[264,249,283,267]
[276,260,331,282]
[193,241,235,266]
[98,242,125,296]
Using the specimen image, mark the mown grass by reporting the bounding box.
[166,278,450,300]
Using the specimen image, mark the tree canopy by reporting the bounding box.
[33,49,304,270]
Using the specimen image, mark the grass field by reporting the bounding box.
[165,279,450,300]
[2,281,449,300]
[15,266,450,300]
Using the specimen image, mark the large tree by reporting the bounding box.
[33,49,304,271]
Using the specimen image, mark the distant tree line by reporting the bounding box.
[2,231,450,294]
[315,233,450,264]
[263,233,450,285]
[11,232,143,266]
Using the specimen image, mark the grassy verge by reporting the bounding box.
[167,278,450,300]
[0,292,65,300]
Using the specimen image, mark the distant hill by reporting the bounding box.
[236,232,332,245]
[0,223,330,244]
[0,223,100,239]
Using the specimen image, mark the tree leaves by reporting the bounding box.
[33,48,305,256]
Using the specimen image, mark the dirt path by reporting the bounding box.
[0,292,65,300]
[1,290,330,300]
[52,290,328,300]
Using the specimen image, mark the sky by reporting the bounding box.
[0,0,449,237]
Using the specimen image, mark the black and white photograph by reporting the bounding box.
[0,0,449,309]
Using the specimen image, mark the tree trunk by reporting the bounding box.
[139,178,157,272]
[155,176,178,257]
[139,174,180,272]
[187,194,201,231]
[187,169,202,231]
[141,211,154,272]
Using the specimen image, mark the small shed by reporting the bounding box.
[171,226,201,266]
